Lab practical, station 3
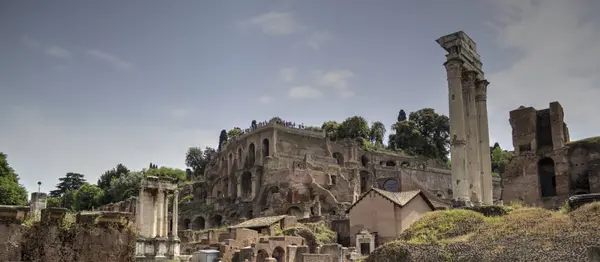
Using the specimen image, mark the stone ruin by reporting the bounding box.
[436,31,494,207]
[0,193,136,262]
[502,101,600,209]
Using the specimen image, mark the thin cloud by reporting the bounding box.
[278,68,296,83]
[485,0,600,147]
[86,49,133,71]
[243,12,304,36]
[45,46,72,59]
[314,70,356,97]
[258,95,273,104]
[288,86,322,99]
[306,31,332,50]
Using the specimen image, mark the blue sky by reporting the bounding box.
[1,0,599,195]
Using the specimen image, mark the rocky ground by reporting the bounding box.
[365,202,600,262]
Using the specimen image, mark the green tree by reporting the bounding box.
[105,171,144,203]
[369,121,386,146]
[218,129,228,151]
[46,196,61,208]
[0,153,28,205]
[321,121,340,139]
[227,128,243,139]
[388,108,450,161]
[397,109,407,122]
[144,166,186,181]
[49,172,86,197]
[337,116,370,141]
[185,146,216,177]
[73,183,104,211]
[97,164,130,191]
[490,143,514,176]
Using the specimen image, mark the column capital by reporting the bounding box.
[475,79,490,102]
[443,57,464,69]
[444,58,464,78]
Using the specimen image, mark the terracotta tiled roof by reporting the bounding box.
[370,188,422,207]
[346,187,437,213]
[229,215,287,229]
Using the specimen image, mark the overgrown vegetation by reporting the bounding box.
[366,202,600,262]
[282,222,336,245]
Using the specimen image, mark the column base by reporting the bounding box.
[451,199,474,208]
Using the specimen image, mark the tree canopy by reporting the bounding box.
[388,108,450,161]
[0,153,28,206]
[185,146,216,177]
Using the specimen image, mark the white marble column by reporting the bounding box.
[151,190,158,237]
[444,58,471,207]
[172,190,179,239]
[463,70,482,205]
[156,190,164,237]
[163,192,169,237]
[476,79,494,205]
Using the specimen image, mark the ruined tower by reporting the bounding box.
[437,31,493,206]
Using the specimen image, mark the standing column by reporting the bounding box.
[156,190,164,237]
[172,190,179,239]
[163,192,169,237]
[444,58,472,207]
[463,71,482,205]
[136,188,144,235]
[476,80,494,205]
[151,190,158,237]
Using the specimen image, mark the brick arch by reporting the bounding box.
[256,249,269,262]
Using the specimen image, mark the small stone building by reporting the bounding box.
[346,188,435,255]
[229,215,297,236]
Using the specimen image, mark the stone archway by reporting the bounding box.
[211,214,223,228]
[286,206,303,218]
[256,249,269,262]
[248,143,256,165]
[332,152,344,165]
[272,246,285,262]
[241,171,252,198]
[193,216,205,230]
[538,157,557,197]
[182,218,191,230]
[382,179,399,192]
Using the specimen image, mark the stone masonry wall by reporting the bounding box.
[0,206,135,262]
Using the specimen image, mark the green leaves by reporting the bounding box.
[0,152,28,206]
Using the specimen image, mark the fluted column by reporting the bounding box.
[163,192,169,237]
[151,190,158,237]
[462,71,482,205]
[476,80,493,205]
[444,58,471,207]
[156,190,164,237]
[172,190,179,239]
[136,188,144,235]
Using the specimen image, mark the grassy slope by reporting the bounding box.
[366,202,600,262]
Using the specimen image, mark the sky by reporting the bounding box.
[1,0,599,195]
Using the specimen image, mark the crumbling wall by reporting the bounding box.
[0,206,135,262]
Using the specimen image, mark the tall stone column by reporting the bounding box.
[476,80,494,205]
[136,188,144,235]
[463,71,482,205]
[151,189,158,237]
[156,190,164,237]
[172,190,179,239]
[163,192,169,237]
[444,58,471,207]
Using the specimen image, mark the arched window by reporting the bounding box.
[211,214,223,228]
[382,179,399,192]
[241,171,252,198]
[262,138,270,158]
[361,155,370,167]
[193,216,205,230]
[248,143,256,165]
[538,158,557,197]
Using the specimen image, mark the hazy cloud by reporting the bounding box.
[243,12,303,36]
[45,46,72,59]
[278,68,296,83]
[258,95,273,104]
[306,31,332,50]
[288,86,322,99]
[86,49,133,71]
[486,0,600,145]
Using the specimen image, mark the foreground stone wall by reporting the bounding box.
[0,206,136,262]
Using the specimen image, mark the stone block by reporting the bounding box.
[0,205,30,224]
[41,207,68,225]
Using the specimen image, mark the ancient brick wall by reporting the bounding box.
[0,206,135,262]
